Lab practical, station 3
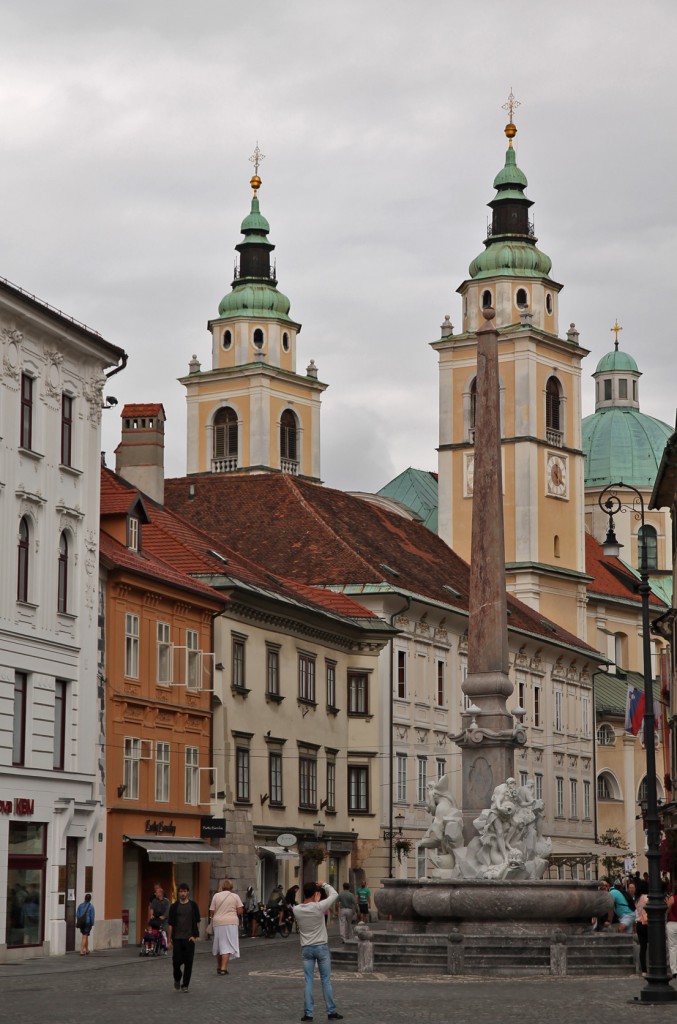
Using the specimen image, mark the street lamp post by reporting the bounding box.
[599,482,676,1003]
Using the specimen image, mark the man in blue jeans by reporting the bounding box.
[293,880,343,1022]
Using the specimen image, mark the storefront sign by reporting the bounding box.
[145,819,176,835]
[0,798,35,816]
[200,817,226,838]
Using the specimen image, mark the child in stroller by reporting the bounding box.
[140,916,167,956]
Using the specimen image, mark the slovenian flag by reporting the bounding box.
[625,685,645,736]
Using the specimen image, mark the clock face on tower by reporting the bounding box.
[546,453,568,498]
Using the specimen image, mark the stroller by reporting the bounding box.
[139,918,167,957]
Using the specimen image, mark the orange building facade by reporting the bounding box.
[99,471,225,945]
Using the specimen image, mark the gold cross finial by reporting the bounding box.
[502,89,520,145]
[249,142,265,195]
[502,88,520,123]
[610,319,623,348]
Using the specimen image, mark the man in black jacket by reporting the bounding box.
[167,883,201,992]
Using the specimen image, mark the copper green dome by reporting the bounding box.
[218,282,292,319]
[595,348,639,374]
[582,408,672,488]
[469,137,553,282]
[218,188,294,321]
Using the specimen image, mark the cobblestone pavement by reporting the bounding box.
[3,929,676,1024]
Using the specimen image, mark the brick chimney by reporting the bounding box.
[115,404,166,504]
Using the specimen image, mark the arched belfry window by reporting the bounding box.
[638,525,658,571]
[280,410,298,472]
[481,289,492,309]
[213,407,238,472]
[516,287,529,309]
[57,532,69,613]
[253,328,264,349]
[545,376,562,446]
[18,517,30,602]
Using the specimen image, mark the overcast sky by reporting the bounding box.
[1,1,675,491]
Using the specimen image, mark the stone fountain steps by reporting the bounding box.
[332,931,636,977]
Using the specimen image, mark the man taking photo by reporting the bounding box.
[292,880,343,1022]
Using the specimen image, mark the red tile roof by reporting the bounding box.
[101,468,380,628]
[120,403,165,417]
[163,472,598,656]
[99,530,226,604]
[585,532,665,608]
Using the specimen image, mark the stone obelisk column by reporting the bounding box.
[456,307,520,841]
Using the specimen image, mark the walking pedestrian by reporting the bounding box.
[666,889,677,976]
[148,883,170,951]
[356,880,371,923]
[337,883,356,942]
[243,885,259,938]
[76,893,95,956]
[209,879,243,975]
[635,889,648,975]
[167,883,201,992]
[292,880,343,1022]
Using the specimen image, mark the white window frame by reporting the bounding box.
[326,761,336,811]
[299,654,316,702]
[326,660,336,708]
[570,778,578,818]
[583,780,591,819]
[533,684,541,727]
[396,754,407,802]
[270,750,283,805]
[128,516,139,551]
[186,629,200,690]
[582,694,590,737]
[517,674,527,717]
[156,741,170,802]
[436,758,446,780]
[417,756,428,804]
[157,622,172,686]
[185,745,199,805]
[436,660,445,706]
[554,689,563,732]
[124,737,141,799]
[125,613,139,679]
[535,773,543,802]
[556,776,564,817]
[236,747,250,802]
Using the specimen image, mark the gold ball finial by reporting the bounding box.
[250,174,262,195]
[505,122,517,141]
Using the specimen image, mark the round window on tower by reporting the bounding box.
[253,328,264,349]
[223,329,232,350]
[516,288,529,310]
[546,293,553,315]
[282,332,290,352]
[481,290,492,309]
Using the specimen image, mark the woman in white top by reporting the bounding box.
[209,879,244,975]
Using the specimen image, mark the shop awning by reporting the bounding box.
[549,838,631,862]
[124,836,223,863]
[257,845,299,860]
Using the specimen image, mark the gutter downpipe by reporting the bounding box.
[388,595,411,879]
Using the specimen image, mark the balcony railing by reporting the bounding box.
[212,457,238,473]
[281,458,299,475]
[546,428,563,448]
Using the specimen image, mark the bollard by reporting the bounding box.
[447,932,464,975]
[354,923,374,974]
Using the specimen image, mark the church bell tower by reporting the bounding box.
[181,146,327,480]
[433,97,589,638]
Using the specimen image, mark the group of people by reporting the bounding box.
[596,871,676,977]
[75,874,368,1017]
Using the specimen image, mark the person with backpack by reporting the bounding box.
[609,879,636,933]
[76,893,95,955]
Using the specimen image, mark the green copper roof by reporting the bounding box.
[469,242,552,280]
[582,407,672,488]
[240,196,270,235]
[376,467,439,532]
[469,142,553,281]
[595,348,639,374]
[218,282,292,320]
[493,146,528,189]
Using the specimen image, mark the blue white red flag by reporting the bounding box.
[625,685,645,736]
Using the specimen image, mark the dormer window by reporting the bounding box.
[128,516,139,551]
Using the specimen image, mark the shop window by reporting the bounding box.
[6,823,47,948]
